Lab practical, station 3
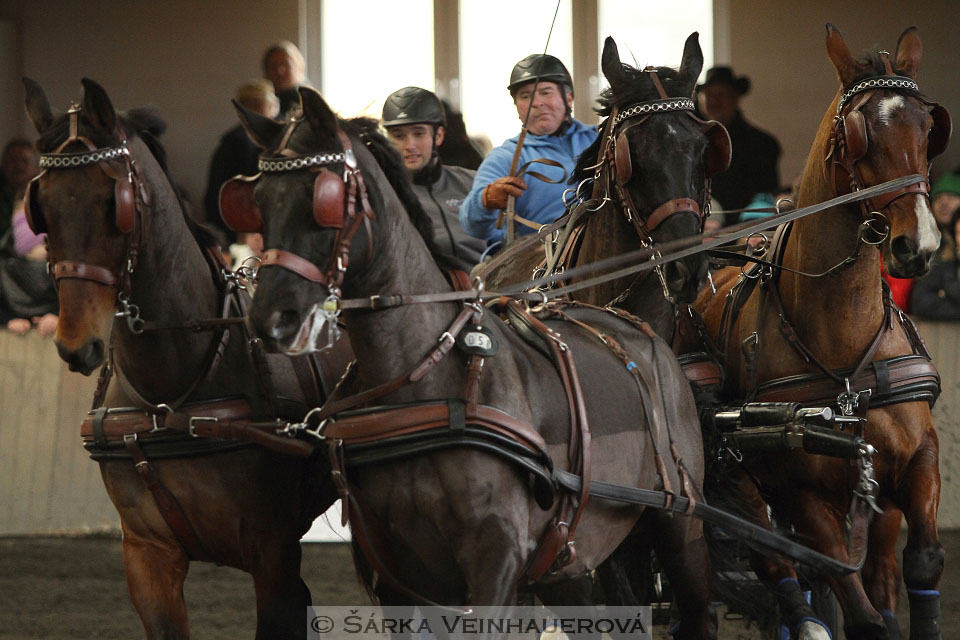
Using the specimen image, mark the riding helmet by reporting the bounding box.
[507,54,572,95]
[382,87,446,128]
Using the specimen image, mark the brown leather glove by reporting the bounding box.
[482,176,528,210]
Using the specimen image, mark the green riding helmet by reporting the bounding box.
[382,87,446,128]
[507,54,573,95]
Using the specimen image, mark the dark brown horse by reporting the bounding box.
[233,85,716,638]
[23,78,344,639]
[690,26,947,640]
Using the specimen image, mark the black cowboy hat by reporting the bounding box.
[697,66,751,95]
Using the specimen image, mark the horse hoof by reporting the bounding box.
[797,618,833,640]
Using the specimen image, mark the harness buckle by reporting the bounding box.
[188,416,217,437]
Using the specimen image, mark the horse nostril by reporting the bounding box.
[890,235,919,264]
[57,337,105,375]
[664,260,690,291]
[267,309,301,341]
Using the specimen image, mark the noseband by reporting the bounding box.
[23,104,148,296]
[219,120,376,297]
[827,54,952,218]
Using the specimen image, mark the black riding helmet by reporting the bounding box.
[382,87,447,128]
[507,54,573,96]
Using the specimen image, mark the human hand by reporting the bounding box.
[7,318,31,335]
[482,176,527,210]
[33,313,58,337]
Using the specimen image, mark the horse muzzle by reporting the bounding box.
[56,336,105,375]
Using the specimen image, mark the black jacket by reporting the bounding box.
[711,111,781,223]
[910,257,960,320]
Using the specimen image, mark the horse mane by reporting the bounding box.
[36,107,221,250]
[570,65,689,185]
[341,117,467,272]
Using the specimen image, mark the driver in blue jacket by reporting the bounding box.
[458,54,597,251]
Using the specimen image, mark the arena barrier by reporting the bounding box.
[2,321,958,534]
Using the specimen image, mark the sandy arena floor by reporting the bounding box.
[0,531,956,639]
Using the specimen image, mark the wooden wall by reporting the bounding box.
[0,331,113,534]
[2,320,959,534]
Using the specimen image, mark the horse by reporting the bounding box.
[22,77,347,639]
[227,84,717,638]
[689,25,949,640]
[475,33,730,617]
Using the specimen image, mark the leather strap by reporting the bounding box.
[261,249,329,284]
[52,261,118,286]
[124,435,210,561]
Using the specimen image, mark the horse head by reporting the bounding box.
[583,34,729,303]
[825,25,950,278]
[232,88,385,354]
[23,78,149,374]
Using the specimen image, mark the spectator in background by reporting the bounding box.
[263,41,307,119]
[437,98,484,170]
[0,196,58,336]
[931,172,960,256]
[697,66,781,225]
[0,139,39,239]
[911,207,960,320]
[203,80,280,252]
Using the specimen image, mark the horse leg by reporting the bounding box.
[648,511,716,640]
[862,504,905,639]
[717,468,830,639]
[121,534,190,639]
[784,491,888,640]
[456,516,524,607]
[896,433,944,640]
[250,538,312,640]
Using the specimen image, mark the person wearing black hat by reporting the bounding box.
[459,54,597,249]
[697,66,781,224]
[383,87,486,265]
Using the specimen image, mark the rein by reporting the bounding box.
[306,174,924,314]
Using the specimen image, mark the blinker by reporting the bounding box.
[456,325,499,357]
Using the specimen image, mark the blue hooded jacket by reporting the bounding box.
[459,118,597,247]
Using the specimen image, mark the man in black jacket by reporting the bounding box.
[697,66,781,224]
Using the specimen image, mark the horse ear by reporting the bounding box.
[677,32,704,97]
[895,26,922,79]
[825,24,858,86]
[80,77,117,132]
[23,77,53,134]
[233,99,285,149]
[300,87,339,136]
[601,37,630,93]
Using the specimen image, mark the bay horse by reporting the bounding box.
[23,77,346,639]
[231,85,716,638]
[690,25,948,640]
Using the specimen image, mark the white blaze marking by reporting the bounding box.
[916,198,940,254]
[877,96,905,125]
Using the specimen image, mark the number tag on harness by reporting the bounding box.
[456,325,499,357]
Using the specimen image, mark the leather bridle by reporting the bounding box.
[23,104,149,300]
[222,121,376,299]
[596,68,731,247]
[827,55,952,220]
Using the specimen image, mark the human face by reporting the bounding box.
[1,145,38,193]
[386,124,443,173]
[933,192,960,228]
[698,83,740,125]
[265,50,300,92]
[513,82,572,136]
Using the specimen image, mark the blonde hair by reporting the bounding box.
[262,40,306,81]
[235,79,280,118]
